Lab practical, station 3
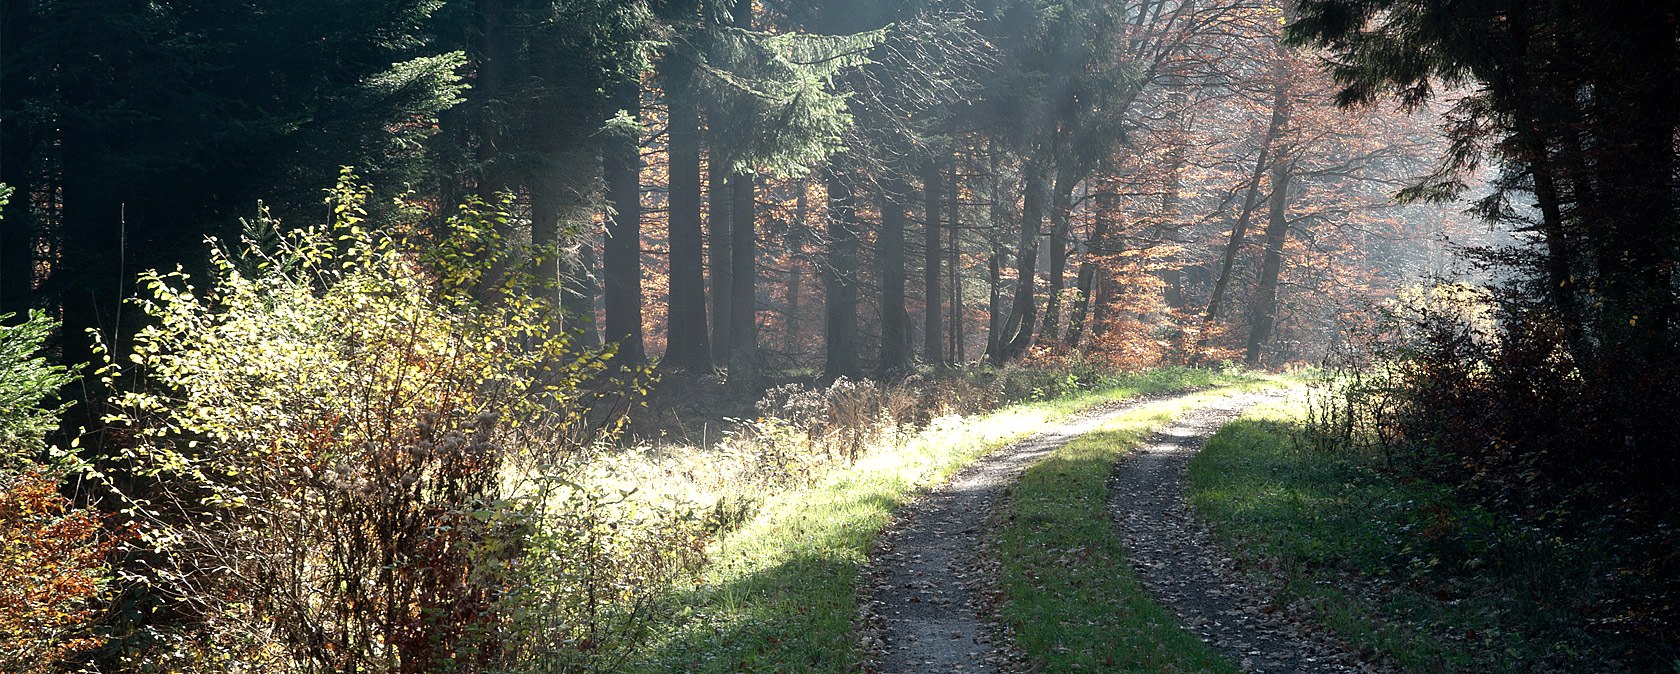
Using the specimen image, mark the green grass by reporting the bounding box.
[1187,399,1638,673]
[631,367,1268,673]
[989,384,1282,673]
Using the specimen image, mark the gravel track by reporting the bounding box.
[858,391,1197,674]
[1109,391,1389,673]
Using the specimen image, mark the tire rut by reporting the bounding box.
[858,390,1199,674]
[1109,391,1390,673]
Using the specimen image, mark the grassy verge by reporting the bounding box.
[632,367,1266,673]
[989,384,1282,673]
[1187,399,1645,672]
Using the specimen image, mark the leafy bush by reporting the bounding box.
[1308,282,1680,669]
[0,308,112,672]
[494,472,711,672]
[1,467,117,673]
[88,171,688,673]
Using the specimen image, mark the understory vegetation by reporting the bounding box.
[1192,397,1680,672]
[1,309,105,672]
[1293,282,1680,669]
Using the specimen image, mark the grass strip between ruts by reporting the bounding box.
[990,384,1283,673]
[633,368,1269,673]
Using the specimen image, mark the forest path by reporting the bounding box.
[858,390,1203,674]
[1110,392,1383,673]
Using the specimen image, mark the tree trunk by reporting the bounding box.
[921,160,943,364]
[1065,190,1114,347]
[0,0,34,318]
[1517,127,1591,362]
[1588,46,1677,367]
[951,242,965,363]
[728,173,758,389]
[564,240,601,347]
[996,167,1048,362]
[1156,87,1191,311]
[949,158,965,363]
[1092,266,1114,341]
[986,250,1002,359]
[663,54,711,370]
[529,34,599,346]
[470,0,520,302]
[602,79,645,363]
[823,167,861,380]
[708,156,734,364]
[1244,158,1293,368]
[1040,170,1073,345]
[54,167,123,376]
[474,0,515,201]
[1199,72,1289,360]
[878,180,911,375]
[711,0,755,367]
[1200,149,1269,326]
[785,183,808,355]
[527,162,565,324]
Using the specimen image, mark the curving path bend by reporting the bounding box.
[1109,391,1387,673]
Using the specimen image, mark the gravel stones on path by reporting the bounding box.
[858,392,1189,674]
[1109,391,1389,673]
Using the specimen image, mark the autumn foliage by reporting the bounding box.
[0,467,113,672]
[0,302,110,671]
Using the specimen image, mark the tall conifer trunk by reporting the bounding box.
[823,167,861,380]
[707,155,734,364]
[728,173,759,388]
[663,52,711,370]
[785,183,808,355]
[1040,170,1074,345]
[878,180,911,375]
[603,79,645,363]
[922,160,944,364]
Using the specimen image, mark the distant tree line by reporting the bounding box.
[1,0,1462,396]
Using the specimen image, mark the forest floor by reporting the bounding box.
[862,387,1389,674]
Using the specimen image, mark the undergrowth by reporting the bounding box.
[1310,283,1680,664]
[1190,398,1672,673]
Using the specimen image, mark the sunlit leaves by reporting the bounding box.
[93,171,644,670]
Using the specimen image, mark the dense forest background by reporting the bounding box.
[3,0,1677,671]
[1,0,1479,386]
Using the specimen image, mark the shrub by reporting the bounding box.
[1309,281,1680,668]
[494,473,711,671]
[89,171,670,673]
[0,306,111,672]
[0,467,116,673]
[0,310,74,463]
